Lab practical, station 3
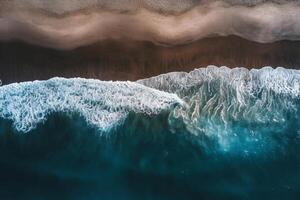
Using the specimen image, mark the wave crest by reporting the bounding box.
[1,66,300,153]
[0,78,182,133]
[139,66,300,151]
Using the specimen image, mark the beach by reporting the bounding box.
[1,36,300,85]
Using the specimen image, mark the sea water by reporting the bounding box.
[0,66,299,199]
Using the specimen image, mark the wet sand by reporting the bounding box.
[0,36,300,85]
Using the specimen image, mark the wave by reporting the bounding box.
[0,66,300,199]
[0,77,182,133]
[2,0,299,14]
[1,66,299,151]
[139,66,300,152]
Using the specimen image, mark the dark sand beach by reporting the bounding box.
[1,36,300,85]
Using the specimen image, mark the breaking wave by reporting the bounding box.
[139,66,300,152]
[0,78,182,133]
[0,66,300,199]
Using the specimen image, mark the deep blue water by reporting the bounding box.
[0,66,300,199]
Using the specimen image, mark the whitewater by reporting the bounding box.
[0,66,300,199]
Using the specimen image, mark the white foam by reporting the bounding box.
[138,66,300,139]
[0,77,182,133]
[2,0,298,14]
[1,66,300,142]
[1,2,300,49]
[139,66,300,97]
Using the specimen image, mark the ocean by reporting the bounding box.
[0,66,299,199]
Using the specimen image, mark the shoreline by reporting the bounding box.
[1,3,300,49]
[1,36,300,85]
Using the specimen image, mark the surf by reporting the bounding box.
[0,66,300,199]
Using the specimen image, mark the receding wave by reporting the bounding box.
[1,0,299,14]
[1,2,300,49]
[0,66,300,199]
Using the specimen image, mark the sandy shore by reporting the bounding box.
[0,36,300,85]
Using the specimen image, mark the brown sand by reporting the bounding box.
[0,36,300,85]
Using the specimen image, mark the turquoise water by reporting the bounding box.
[0,66,300,199]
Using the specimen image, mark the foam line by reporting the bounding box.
[1,2,300,49]
[1,0,298,14]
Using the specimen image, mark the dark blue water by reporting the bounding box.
[0,67,300,199]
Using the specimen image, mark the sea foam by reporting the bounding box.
[1,2,300,49]
[0,78,182,133]
[1,66,300,141]
[139,66,300,150]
